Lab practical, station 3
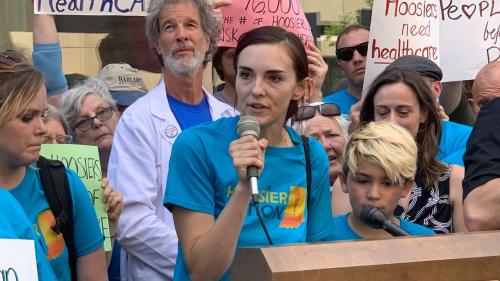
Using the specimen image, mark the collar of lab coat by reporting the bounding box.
[149,79,236,143]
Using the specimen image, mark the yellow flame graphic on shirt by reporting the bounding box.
[38,209,65,260]
[279,186,306,229]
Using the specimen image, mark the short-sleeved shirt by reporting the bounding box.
[164,116,333,281]
[326,213,435,241]
[9,166,104,281]
[437,120,472,166]
[323,88,358,116]
[167,93,212,130]
[0,189,57,281]
[463,98,500,198]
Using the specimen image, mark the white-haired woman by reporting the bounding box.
[293,102,351,215]
[58,86,123,265]
[58,85,119,175]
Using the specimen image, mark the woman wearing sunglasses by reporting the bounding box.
[359,68,466,234]
[164,26,333,281]
[0,51,108,280]
[292,102,350,215]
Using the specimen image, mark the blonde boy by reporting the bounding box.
[328,122,435,240]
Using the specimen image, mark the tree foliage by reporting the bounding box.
[323,12,359,37]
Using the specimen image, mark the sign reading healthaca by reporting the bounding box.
[35,0,149,16]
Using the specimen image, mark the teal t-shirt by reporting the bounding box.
[164,116,333,281]
[437,120,472,166]
[8,166,104,281]
[327,213,435,241]
[323,88,358,116]
[0,189,57,281]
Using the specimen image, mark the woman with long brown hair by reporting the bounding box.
[360,68,466,234]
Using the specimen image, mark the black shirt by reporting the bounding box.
[463,97,500,198]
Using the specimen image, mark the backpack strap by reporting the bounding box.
[300,135,311,214]
[37,156,77,281]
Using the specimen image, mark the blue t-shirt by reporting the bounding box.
[164,116,333,281]
[323,88,358,116]
[8,166,104,281]
[437,120,472,166]
[0,189,57,281]
[327,213,435,241]
[167,93,212,130]
[33,43,68,96]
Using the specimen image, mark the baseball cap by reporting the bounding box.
[387,55,443,81]
[97,63,148,106]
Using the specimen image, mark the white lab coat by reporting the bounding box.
[108,81,236,281]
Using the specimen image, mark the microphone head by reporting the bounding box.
[360,205,387,229]
[237,116,260,138]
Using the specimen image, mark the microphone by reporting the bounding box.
[236,116,261,202]
[360,205,411,236]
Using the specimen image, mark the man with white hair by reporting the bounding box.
[108,0,234,280]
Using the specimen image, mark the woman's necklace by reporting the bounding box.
[280,127,291,147]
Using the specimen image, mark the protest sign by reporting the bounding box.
[364,0,500,89]
[34,0,149,16]
[0,239,38,281]
[40,144,111,252]
[218,0,314,47]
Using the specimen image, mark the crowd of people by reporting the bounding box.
[0,0,499,280]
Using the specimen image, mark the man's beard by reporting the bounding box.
[162,43,205,77]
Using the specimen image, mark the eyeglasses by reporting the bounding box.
[73,106,114,132]
[336,42,368,61]
[293,103,341,121]
[0,50,27,70]
[42,135,73,144]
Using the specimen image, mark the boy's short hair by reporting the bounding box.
[343,122,418,185]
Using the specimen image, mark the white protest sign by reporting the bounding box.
[440,0,500,81]
[0,239,38,281]
[365,0,500,89]
[34,0,149,16]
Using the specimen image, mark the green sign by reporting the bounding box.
[40,144,111,251]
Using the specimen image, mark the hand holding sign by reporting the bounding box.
[40,144,112,251]
[218,0,313,47]
[306,43,329,102]
[101,177,123,238]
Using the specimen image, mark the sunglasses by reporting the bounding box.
[293,103,341,121]
[0,50,27,69]
[73,106,114,132]
[336,42,368,61]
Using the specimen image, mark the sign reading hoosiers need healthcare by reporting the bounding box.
[364,0,500,90]
[218,0,314,47]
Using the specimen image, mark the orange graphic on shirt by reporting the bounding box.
[279,186,306,229]
[37,209,65,260]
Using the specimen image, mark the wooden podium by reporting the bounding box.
[231,231,500,281]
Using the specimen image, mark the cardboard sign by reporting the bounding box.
[40,144,111,252]
[0,239,38,281]
[34,0,149,16]
[218,0,314,47]
[364,0,500,89]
